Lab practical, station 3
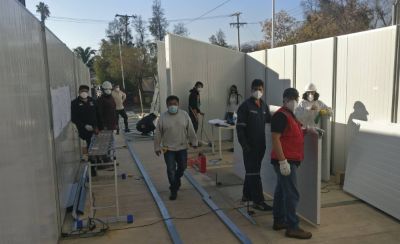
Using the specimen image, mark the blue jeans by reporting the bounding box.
[163,150,188,192]
[273,163,300,230]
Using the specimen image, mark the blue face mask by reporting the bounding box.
[168,105,178,114]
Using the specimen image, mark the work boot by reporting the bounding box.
[169,191,177,201]
[285,228,312,239]
[125,128,131,133]
[116,129,120,135]
[253,201,273,211]
[272,222,288,231]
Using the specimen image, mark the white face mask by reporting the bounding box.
[307,94,314,102]
[168,105,178,114]
[286,100,298,112]
[104,89,112,95]
[252,90,263,99]
[115,87,120,92]
[197,87,202,92]
[79,92,88,99]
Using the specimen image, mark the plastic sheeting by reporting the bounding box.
[164,34,245,140]
[344,121,400,220]
[0,0,89,242]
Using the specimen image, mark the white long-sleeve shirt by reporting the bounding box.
[154,109,198,152]
[295,99,330,128]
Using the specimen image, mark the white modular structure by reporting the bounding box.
[0,0,89,242]
[157,41,168,113]
[245,50,267,98]
[295,38,335,181]
[344,121,400,220]
[266,45,295,106]
[163,34,245,140]
[333,26,397,172]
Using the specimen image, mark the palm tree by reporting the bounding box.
[36,2,50,24]
[74,47,96,68]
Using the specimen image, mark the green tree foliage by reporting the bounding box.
[74,47,96,69]
[36,2,50,24]
[173,23,189,37]
[209,29,229,47]
[149,0,169,41]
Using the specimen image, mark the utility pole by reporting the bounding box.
[230,12,247,51]
[107,35,126,90]
[271,0,275,48]
[115,14,137,45]
[393,0,400,25]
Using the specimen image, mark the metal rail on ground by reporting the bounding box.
[184,172,252,244]
[125,139,183,244]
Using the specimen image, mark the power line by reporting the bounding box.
[186,0,233,25]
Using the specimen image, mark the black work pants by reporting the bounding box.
[189,110,199,133]
[116,109,128,129]
[242,147,266,203]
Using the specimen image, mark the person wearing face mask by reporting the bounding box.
[270,88,312,240]
[71,85,99,175]
[112,84,130,134]
[226,85,242,123]
[154,95,198,200]
[97,81,117,131]
[188,81,204,133]
[295,83,331,129]
[236,79,272,211]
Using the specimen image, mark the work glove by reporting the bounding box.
[279,159,291,176]
[85,124,94,132]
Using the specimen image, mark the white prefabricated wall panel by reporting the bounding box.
[333,26,397,172]
[165,34,245,140]
[234,127,321,225]
[344,121,400,220]
[0,0,58,243]
[157,41,168,113]
[266,46,295,106]
[295,38,335,107]
[46,30,82,224]
[245,50,266,98]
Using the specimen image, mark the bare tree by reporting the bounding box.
[173,23,189,37]
[370,0,394,27]
[262,10,298,47]
[209,29,228,47]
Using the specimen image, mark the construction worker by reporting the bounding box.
[154,95,198,200]
[271,88,312,239]
[236,79,272,211]
[71,84,98,175]
[112,84,130,134]
[295,83,332,128]
[188,81,204,133]
[97,81,117,131]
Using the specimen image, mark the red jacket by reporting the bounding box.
[271,107,304,161]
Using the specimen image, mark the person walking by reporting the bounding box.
[188,81,204,133]
[112,84,130,134]
[270,88,312,239]
[71,84,98,175]
[236,79,272,211]
[97,81,117,131]
[154,95,198,200]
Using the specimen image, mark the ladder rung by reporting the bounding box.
[93,205,116,210]
[91,183,115,188]
[90,162,116,166]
